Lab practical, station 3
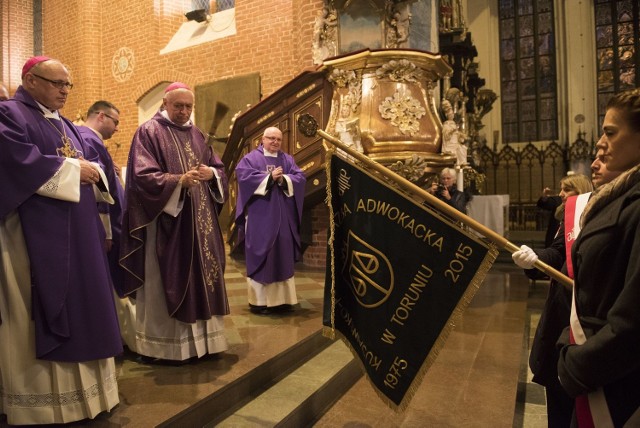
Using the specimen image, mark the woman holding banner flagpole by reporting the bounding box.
[555,88,640,427]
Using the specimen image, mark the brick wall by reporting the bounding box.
[1,0,330,268]
[1,0,324,167]
[303,202,329,268]
[1,0,34,93]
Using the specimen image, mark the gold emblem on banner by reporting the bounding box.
[343,230,394,308]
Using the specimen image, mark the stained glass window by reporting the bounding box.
[216,0,235,11]
[595,0,640,129]
[499,0,558,143]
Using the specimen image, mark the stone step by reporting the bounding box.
[157,330,362,428]
[213,339,361,427]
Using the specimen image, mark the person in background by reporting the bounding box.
[537,186,562,248]
[235,126,307,315]
[76,101,124,272]
[0,82,9,101]
[0,56,122,425]
[120,82,230,363]
[556,88,640,426]
[512,172,594,427]
[76,101,137,351]
[426,167,471,213]
[590,152,621,188]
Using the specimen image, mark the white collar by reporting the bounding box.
[161,109,192,127]
[36,101,60,119]
[86,125,104,140]
[264,148,279,157]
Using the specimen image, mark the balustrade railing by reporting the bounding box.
[473,132,595,234]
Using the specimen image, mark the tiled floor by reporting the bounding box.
[0,257,554,427]
[315,263,543,427]
[519,279,555,428]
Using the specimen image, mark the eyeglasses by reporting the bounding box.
[102,112,120,127]
[30,73,74,90]
[264,136,282,142]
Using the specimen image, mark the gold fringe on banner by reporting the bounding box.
[323,148,337,341]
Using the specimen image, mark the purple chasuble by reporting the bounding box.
[77,126,126,296]
[235,145,306,283]
[119,111,230,323]
[0,86,122,362]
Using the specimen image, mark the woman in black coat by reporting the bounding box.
[513,173,593,427]
[556,88,640,427]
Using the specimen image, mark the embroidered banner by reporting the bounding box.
[323,153,498,410]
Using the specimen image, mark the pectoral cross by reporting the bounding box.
[56,135,79,158]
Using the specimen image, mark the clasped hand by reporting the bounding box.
[79,158,100,185]
[271,166,284,184]
[181,164,213,188]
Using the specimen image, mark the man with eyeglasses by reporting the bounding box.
[77,101,124,254]
[235,127,307,315]
[0,57,122,425]
[76,101,137,351]
[120,82,230,363]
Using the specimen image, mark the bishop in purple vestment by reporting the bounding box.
[0,60,122,362]
[0,57,121,425]
[235,127,306,314]
[119,83,230,361]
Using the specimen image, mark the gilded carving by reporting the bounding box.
[300,161,316,171]
[378,91,426,136]
[375,59,423,83]
[256,111,275,124]
[296,83,317,98]
[323,49,452,165]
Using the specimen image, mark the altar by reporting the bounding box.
[467,194,510,237]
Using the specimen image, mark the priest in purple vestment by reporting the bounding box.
[119,82,230,362]
[0,56,122,425]
[76,100,125,293]
[76,101,138,352]
[235,127,307,315]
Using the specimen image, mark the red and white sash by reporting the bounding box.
[565,194,614,428]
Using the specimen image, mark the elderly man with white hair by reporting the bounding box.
[427,167,471,213]
[120,82,230,362]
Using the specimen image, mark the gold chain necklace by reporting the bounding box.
[43,115,81,158]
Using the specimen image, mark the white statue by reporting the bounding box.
[441,99,467,166]
[335,98,363,154]
[312,5,338,64]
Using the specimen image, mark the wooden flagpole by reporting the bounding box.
[298,114,573,289]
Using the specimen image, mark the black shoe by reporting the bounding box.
[136,354,157,364]
[249,304,271,315]
[272,304,295,313]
